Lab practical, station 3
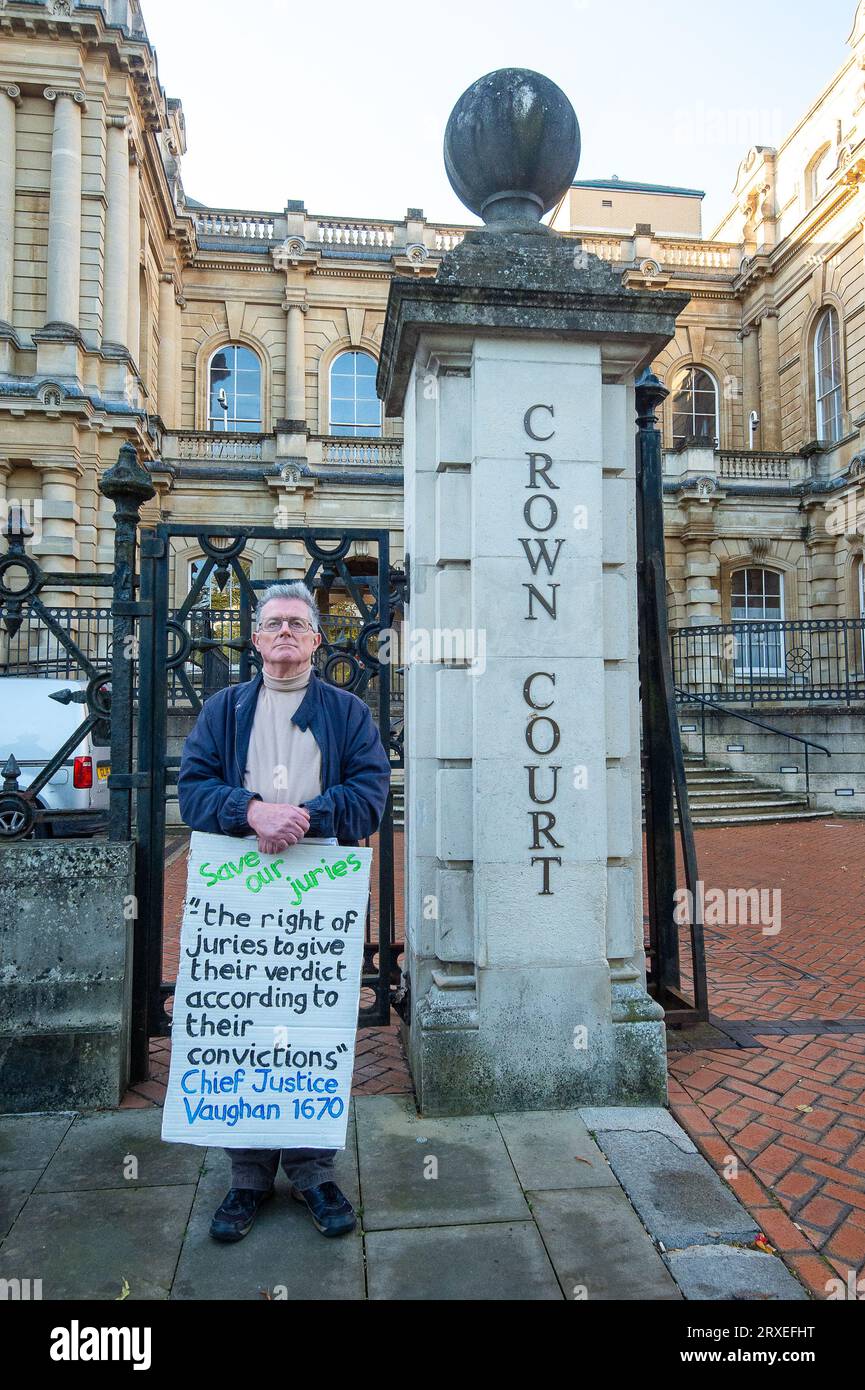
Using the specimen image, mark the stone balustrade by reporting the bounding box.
[191,203,474,258]
[188,204,740,280]
[312,435,403,467]
[186,204,739,280]
[316,219,396,248]
[162,432,402,469]
[580,235,627,261]
[660,239,738,270]
[432,227,466,253]
[719,452,794,481]
[664,447,809,484]
[194,210,278,241]
[165,432,274,463]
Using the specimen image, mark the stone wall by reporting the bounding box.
[679,704,865,813]
[0,840,135,1112]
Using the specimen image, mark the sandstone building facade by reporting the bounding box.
[1,0,864,709]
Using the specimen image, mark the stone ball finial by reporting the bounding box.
[444,69,580,227]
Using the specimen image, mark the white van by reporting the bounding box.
[0,677,110,837]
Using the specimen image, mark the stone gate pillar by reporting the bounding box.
[379,70,689,1115]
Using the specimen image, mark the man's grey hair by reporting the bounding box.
[254,581,320,630]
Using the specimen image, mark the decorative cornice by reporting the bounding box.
[314,267,396,282]
[191,258,274,274]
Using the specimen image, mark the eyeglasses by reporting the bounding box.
[259,617,315,635]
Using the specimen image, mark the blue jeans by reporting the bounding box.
[225,1147,336,1192]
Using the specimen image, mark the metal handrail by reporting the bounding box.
[676,685,831,802]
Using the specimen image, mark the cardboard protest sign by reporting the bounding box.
[162,831,372,1151]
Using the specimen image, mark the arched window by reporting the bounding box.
[208,345,262,432]
[329,350,381,437]
[814,308,843,444]
[670,367,718,447]
[731,567,784,676]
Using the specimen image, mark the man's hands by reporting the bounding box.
[246,799,311,855]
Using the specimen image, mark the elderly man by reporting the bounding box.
[178,580,391,1243]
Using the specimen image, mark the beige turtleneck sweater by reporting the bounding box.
[243,667,322,805]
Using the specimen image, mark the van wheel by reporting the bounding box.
[0,798,45,839]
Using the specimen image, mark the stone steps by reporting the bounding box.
[688,809,834,826]
[675,756,831,827]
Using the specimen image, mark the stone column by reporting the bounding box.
[681,521,722,692]
[283,299,307,425]
[32,458,80,608]
[380,70,687,1114]
[0,86,20,329]
[127,149,141,365]
[738,323,760,448]
[805,524,838,622]
[44,89,85,329]
[759,308,781,450]
[267,469,314,574]
[682,519,720,626]
[103,117,131,351]
[157,272,179,427]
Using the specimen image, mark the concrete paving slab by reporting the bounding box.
[0,1170,43,1241]
[495,1110,618,1190]
[355,1094,529,1230]
[596,1131,760,1250]
[579,1106,697,1154]
[366,1222,562,1300]
[666,1245,810,1300]
[171,1137,364,1301]
[0,1114,75,1173]
[528,1187,682,1300]
[0,1184,196,1300]
[37,1108,205,1191]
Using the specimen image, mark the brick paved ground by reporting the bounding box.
[664,818,865,1300]
[127,817,865,1298]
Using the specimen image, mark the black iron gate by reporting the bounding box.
[636,370,707,1026]
[131,522,405,1084]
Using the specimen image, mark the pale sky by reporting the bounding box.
[141,0,856,235]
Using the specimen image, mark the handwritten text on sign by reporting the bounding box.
[161,832,372,1150]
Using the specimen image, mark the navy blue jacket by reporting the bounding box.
[177,670,391,845]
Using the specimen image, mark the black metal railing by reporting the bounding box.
[0,604,405,713]
[671,619,865,705]
[0,606,114,677]
[676,687,831,803]
[0,444,155,844]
